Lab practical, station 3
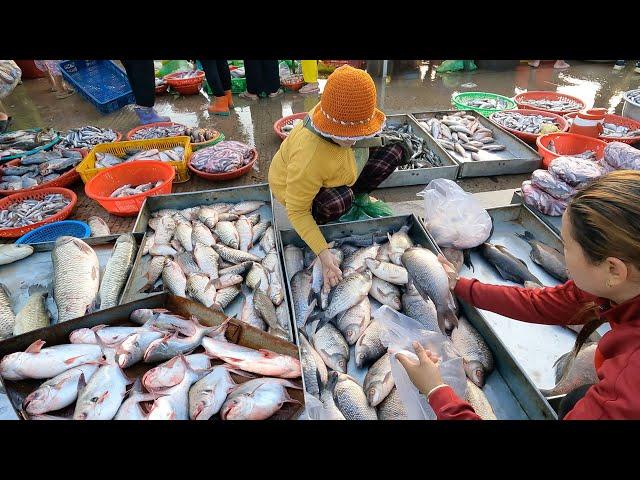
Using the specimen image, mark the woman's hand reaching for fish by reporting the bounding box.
[396,341,444,396]
[318,248,343,292]
[437,254,459,291]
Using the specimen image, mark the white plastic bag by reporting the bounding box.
[0,60,22,99]
[417,179,492,249]
[375,305,467,420]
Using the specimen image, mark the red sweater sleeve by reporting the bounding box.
[427,386,481,420]
[454,278,597,326]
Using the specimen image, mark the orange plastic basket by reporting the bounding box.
[0,187,77,238]
[273,112,308,140]
[489,109,569,144]
[514,91,586,115]
[536,132,608,169]
[564,112,640,144]
[281,74,305,91]
[85,161,175,217]
[188,149,258,182]
[164,71,205,95]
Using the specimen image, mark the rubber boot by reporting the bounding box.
[225,90,234,108]
[134,106,170,125]
[208,95,229,116]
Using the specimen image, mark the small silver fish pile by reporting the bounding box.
[0,310,302,420]
[288,226,497,420]
[173,71,200,79]
[190,140,254,174]
[600,122,640,138]
[0,194,70,229]
[0,149,83,191]
[626,89,640,105]
[520,97,582,112]
[281,119,303,133]
[0,128,58,159]
[463,97,508,110]
[382,123,443,169]
[418,111,506,162]
[95,146,185,168]
[138,200,292,342]
[492,111,560,134]
[58,126,118,149]
[110,181,163,198]
[129,125,185,140]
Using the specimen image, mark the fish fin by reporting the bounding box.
[439,310,459,335]
[27,283,48,297]
[86,295,100,315]
[25,339,46,353]
[221,364,256,378]
[462,249,474,272]
[64,355,86,365]
[96,391,110,405]
[90,324,108,332]
[77,373,87,395]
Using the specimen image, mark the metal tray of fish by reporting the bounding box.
[376,115,459,188]
[278,214,556,420]
[458,204,577,393]
[120,184,293,339]
[0,293,303,420]
[511,188,562,236]
[0,234,144,330]
[411,110,542,178]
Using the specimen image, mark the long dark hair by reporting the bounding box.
[567,170,640,355]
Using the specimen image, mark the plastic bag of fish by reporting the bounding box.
[522,180,568,216]
[110,181,163,198]
[548,155,603,188]
[189,141,254,174]
[417,179,492,249]
[603,141,640,171]
[530,169,576,200]
[0,149,83,191]
[58,126,118,149]
[95,146,184,169]
[0,308,302,420]
[0,128,58,159]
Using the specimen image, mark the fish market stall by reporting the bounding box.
[0,293,303,420]
[278,214,556,420]
[120,184,293,343]
[412,110,541,177]
[376,115,459,188]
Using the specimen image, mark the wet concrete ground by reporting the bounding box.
[2,60,638,233]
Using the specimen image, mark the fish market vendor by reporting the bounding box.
[398,171,640,420]
[268,66,411,291]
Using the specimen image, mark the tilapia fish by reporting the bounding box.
[377,387,408,420]
[369,276,402,310]
[174,221,194,252]
[0,283,15,339]
[52,237,100,322]
[481,243,542,285]
[451,316,494,387]
[364,353,394,407]
[220,378,301,420]
[515,231,567,282]
[99,234,138,310]
[464,379,497,420]
[309,318,350,373]
[162,259,187,297]
[214,221,240,249]
[0,243,33,265]
[13,286,49,336]
[213,244,261,264]
[401,285,439,332]
[387,226,413,265]
[325,271,373,319]
[239,285,267,330]
[365,258,408,285]
[193,242,219,278]
[189,365,248,420]
[186,273,217,307]
[540,343,598,397]
[342,245,380,276]
[191,220,215,247]
[114,379,157,420]
[335,296,371,345]
[355,320,387,368]
[291,269,317,328]
[284,245,304,280]
[230,201,264,216]
[298,329,328,398]
[332,372,378,420]
[143,353,211,391]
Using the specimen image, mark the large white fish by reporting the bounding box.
[114,379,158,420]
[143,353,211,391]
[189,365,253,420]
[129,308,197,335]
[0,244,33,265]
[98,234,138,309]
[220,378,301,420]
[143,317,225,363]
[0,340,103,381]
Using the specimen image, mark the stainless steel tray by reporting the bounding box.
[278,214,556,420]
[511,189,562,236]
[411,110,541,178]
[121,184,293,339]
[377,114,459,188]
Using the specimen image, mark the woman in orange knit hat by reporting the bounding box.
[269,65,411,292]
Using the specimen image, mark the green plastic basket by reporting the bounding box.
[231,77,246,94]
[191,132,225,151]
[451,92,516,117]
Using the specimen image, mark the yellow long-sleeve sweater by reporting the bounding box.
[268,120,358,254]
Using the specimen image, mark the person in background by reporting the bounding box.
[398,171,640,420]
[613,60,640,74]
[299,60,320,95]
[35,60,75,99]
[199,60,233,116]
[121,60,171,125]
[240,60,282,100]
[528,60,570,69]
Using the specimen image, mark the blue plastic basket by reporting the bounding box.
[60,60,135,114]
[16,220,91,245]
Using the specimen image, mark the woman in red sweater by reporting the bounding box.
[398,170,640,420]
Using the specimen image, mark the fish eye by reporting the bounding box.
[91,396,99,403]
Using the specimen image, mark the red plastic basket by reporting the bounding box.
[281,74,305,91]
[84,161,175,217]
[0,187,78,238]
[125,122,187,141]
[489,109,569,144]
[155,83,169,95]
[273,112,308,140]
[564,112,640,144]
[514,91,586,115]
[164,71,205,95]
[536,132,608,169]
[188,149,258,182]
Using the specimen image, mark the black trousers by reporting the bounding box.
[199,60,231,97]
[558,384,594,419]
[244,60,280,95]
[121,60,155,108]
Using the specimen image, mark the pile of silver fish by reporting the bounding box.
[110,181,164,198]
[138,201,292,342]
[519,97,582,112]
[0,128,58,159]
[0,149,83,191]
[131,125,220,144]
[288,226,497,420]
[0,310,302,420]
[565,117,640,138]
[545,139,597,160]
[418,111,506,162]
[190,141,254,174]
[58,126,118,149]
[281,119,303,133]
[95,146,185,169]
[491,111,560,134]
[171,71,201,79]
[626,89,640,106]
[382,123,443,169]
[0,234,137,340]
[0,194,71,229]
[461,97,509,110]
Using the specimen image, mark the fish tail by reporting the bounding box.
[515,230,536,243]
[462,249,474,272]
